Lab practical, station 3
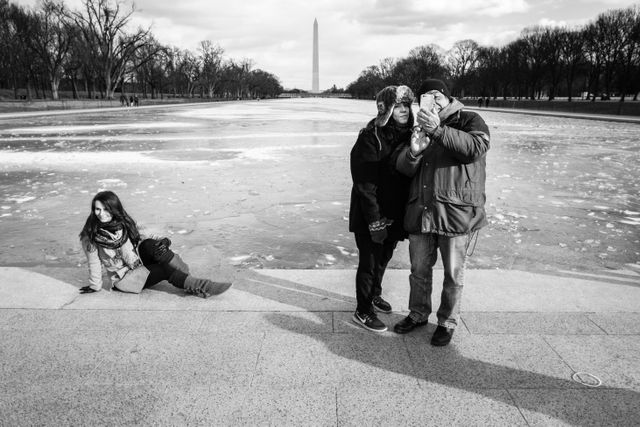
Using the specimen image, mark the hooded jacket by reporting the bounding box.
[349,118,413,240]
[397,99,490,236]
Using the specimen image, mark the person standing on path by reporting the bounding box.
[349,85,415,332]
[393,79,490,345]
[79,190,232,297]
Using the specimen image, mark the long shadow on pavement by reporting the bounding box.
[239,270,640,425]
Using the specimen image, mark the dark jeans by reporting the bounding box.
[138,239,185,289]
[408,232,476,329]
[354,232,398,315]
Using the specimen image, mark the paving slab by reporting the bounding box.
[228,384,338,426]
[543,335,640,391]
[85,330,262,387]
[586,312,640,335]
[0,267,78,309]
[0,308,211,331]
[462,312,606,335]
[510,389,640,426]
[406,334,578,390]
[0,329,123,389]
[338,384,528,426]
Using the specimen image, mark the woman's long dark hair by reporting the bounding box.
[79,191,140,249]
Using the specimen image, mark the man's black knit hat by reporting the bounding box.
[418,79,450,98]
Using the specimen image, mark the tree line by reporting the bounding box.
[347,5,640,102]
[0,0,283,101]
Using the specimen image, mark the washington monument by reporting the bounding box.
[312,18,319,92]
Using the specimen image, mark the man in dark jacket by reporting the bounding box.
[349,85,414,332]
[393,79,490,346]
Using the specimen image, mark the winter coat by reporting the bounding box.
[349,118,413,241]
[81,236,147,292]
[397,99,490,236]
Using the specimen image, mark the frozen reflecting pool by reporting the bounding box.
[0,98,638,275]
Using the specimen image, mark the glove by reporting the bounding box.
[410,128,431,157]
[369,219,388,244]
[79,286,98,294]
[152,237,172,260]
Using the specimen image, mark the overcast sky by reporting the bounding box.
[15,0,638,90]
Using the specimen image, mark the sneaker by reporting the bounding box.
[372,296,392,313]
[352,311,387,332]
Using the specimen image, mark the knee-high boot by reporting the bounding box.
[167,253,190,276]
[167,266,232,297]
[139,238,231,298]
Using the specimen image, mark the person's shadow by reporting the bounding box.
[235,270,640,425]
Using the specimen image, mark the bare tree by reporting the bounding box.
[71,0,152,99]
[475,45,502,99]
[199,40,224,98]
[446,39,479,97]
[4,1,41,99]
[29,0,75,100]
[377,57,396,85]
[133,38,168,99]
[178,49,200,97]
[392,44,447,94]
[583,23,603,101]
[225,58,254,99]
[611,6,640,102]
[558,27,586,101]
[592,9,627,99]
[540,27,563,100]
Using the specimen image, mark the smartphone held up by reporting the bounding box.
[420,93,435,111]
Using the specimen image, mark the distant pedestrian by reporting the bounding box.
[349,85,415,332]
[477,97,483,108]
[79,190,232,297]
[393,79,490,346]
[133,96,139,107]
[485,97,490,108]
[129,96,134,107]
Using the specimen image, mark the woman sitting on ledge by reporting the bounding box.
[79,190,231,297]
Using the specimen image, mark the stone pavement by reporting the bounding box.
[1,265,639,426]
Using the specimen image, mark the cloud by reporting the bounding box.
[352,0,531,31]
[537,18,569,27]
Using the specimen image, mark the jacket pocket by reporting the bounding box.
[434,191,477,206]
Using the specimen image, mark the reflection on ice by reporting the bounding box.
[0,131,354,143]
[174,99,368,123]
[3,122,197,134]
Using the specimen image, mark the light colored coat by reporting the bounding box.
[82,236,145,291]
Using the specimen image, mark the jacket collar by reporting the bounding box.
[438,98,465,122]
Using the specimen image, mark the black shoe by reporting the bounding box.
[352,311,387,332]
[393,316,428,334]
[431,325,454,346]
[372,296,392,313]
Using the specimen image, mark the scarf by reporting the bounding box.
[94,220,129,250]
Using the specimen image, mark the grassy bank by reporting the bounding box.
[464,98,640,117]
[0,96,226,114]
